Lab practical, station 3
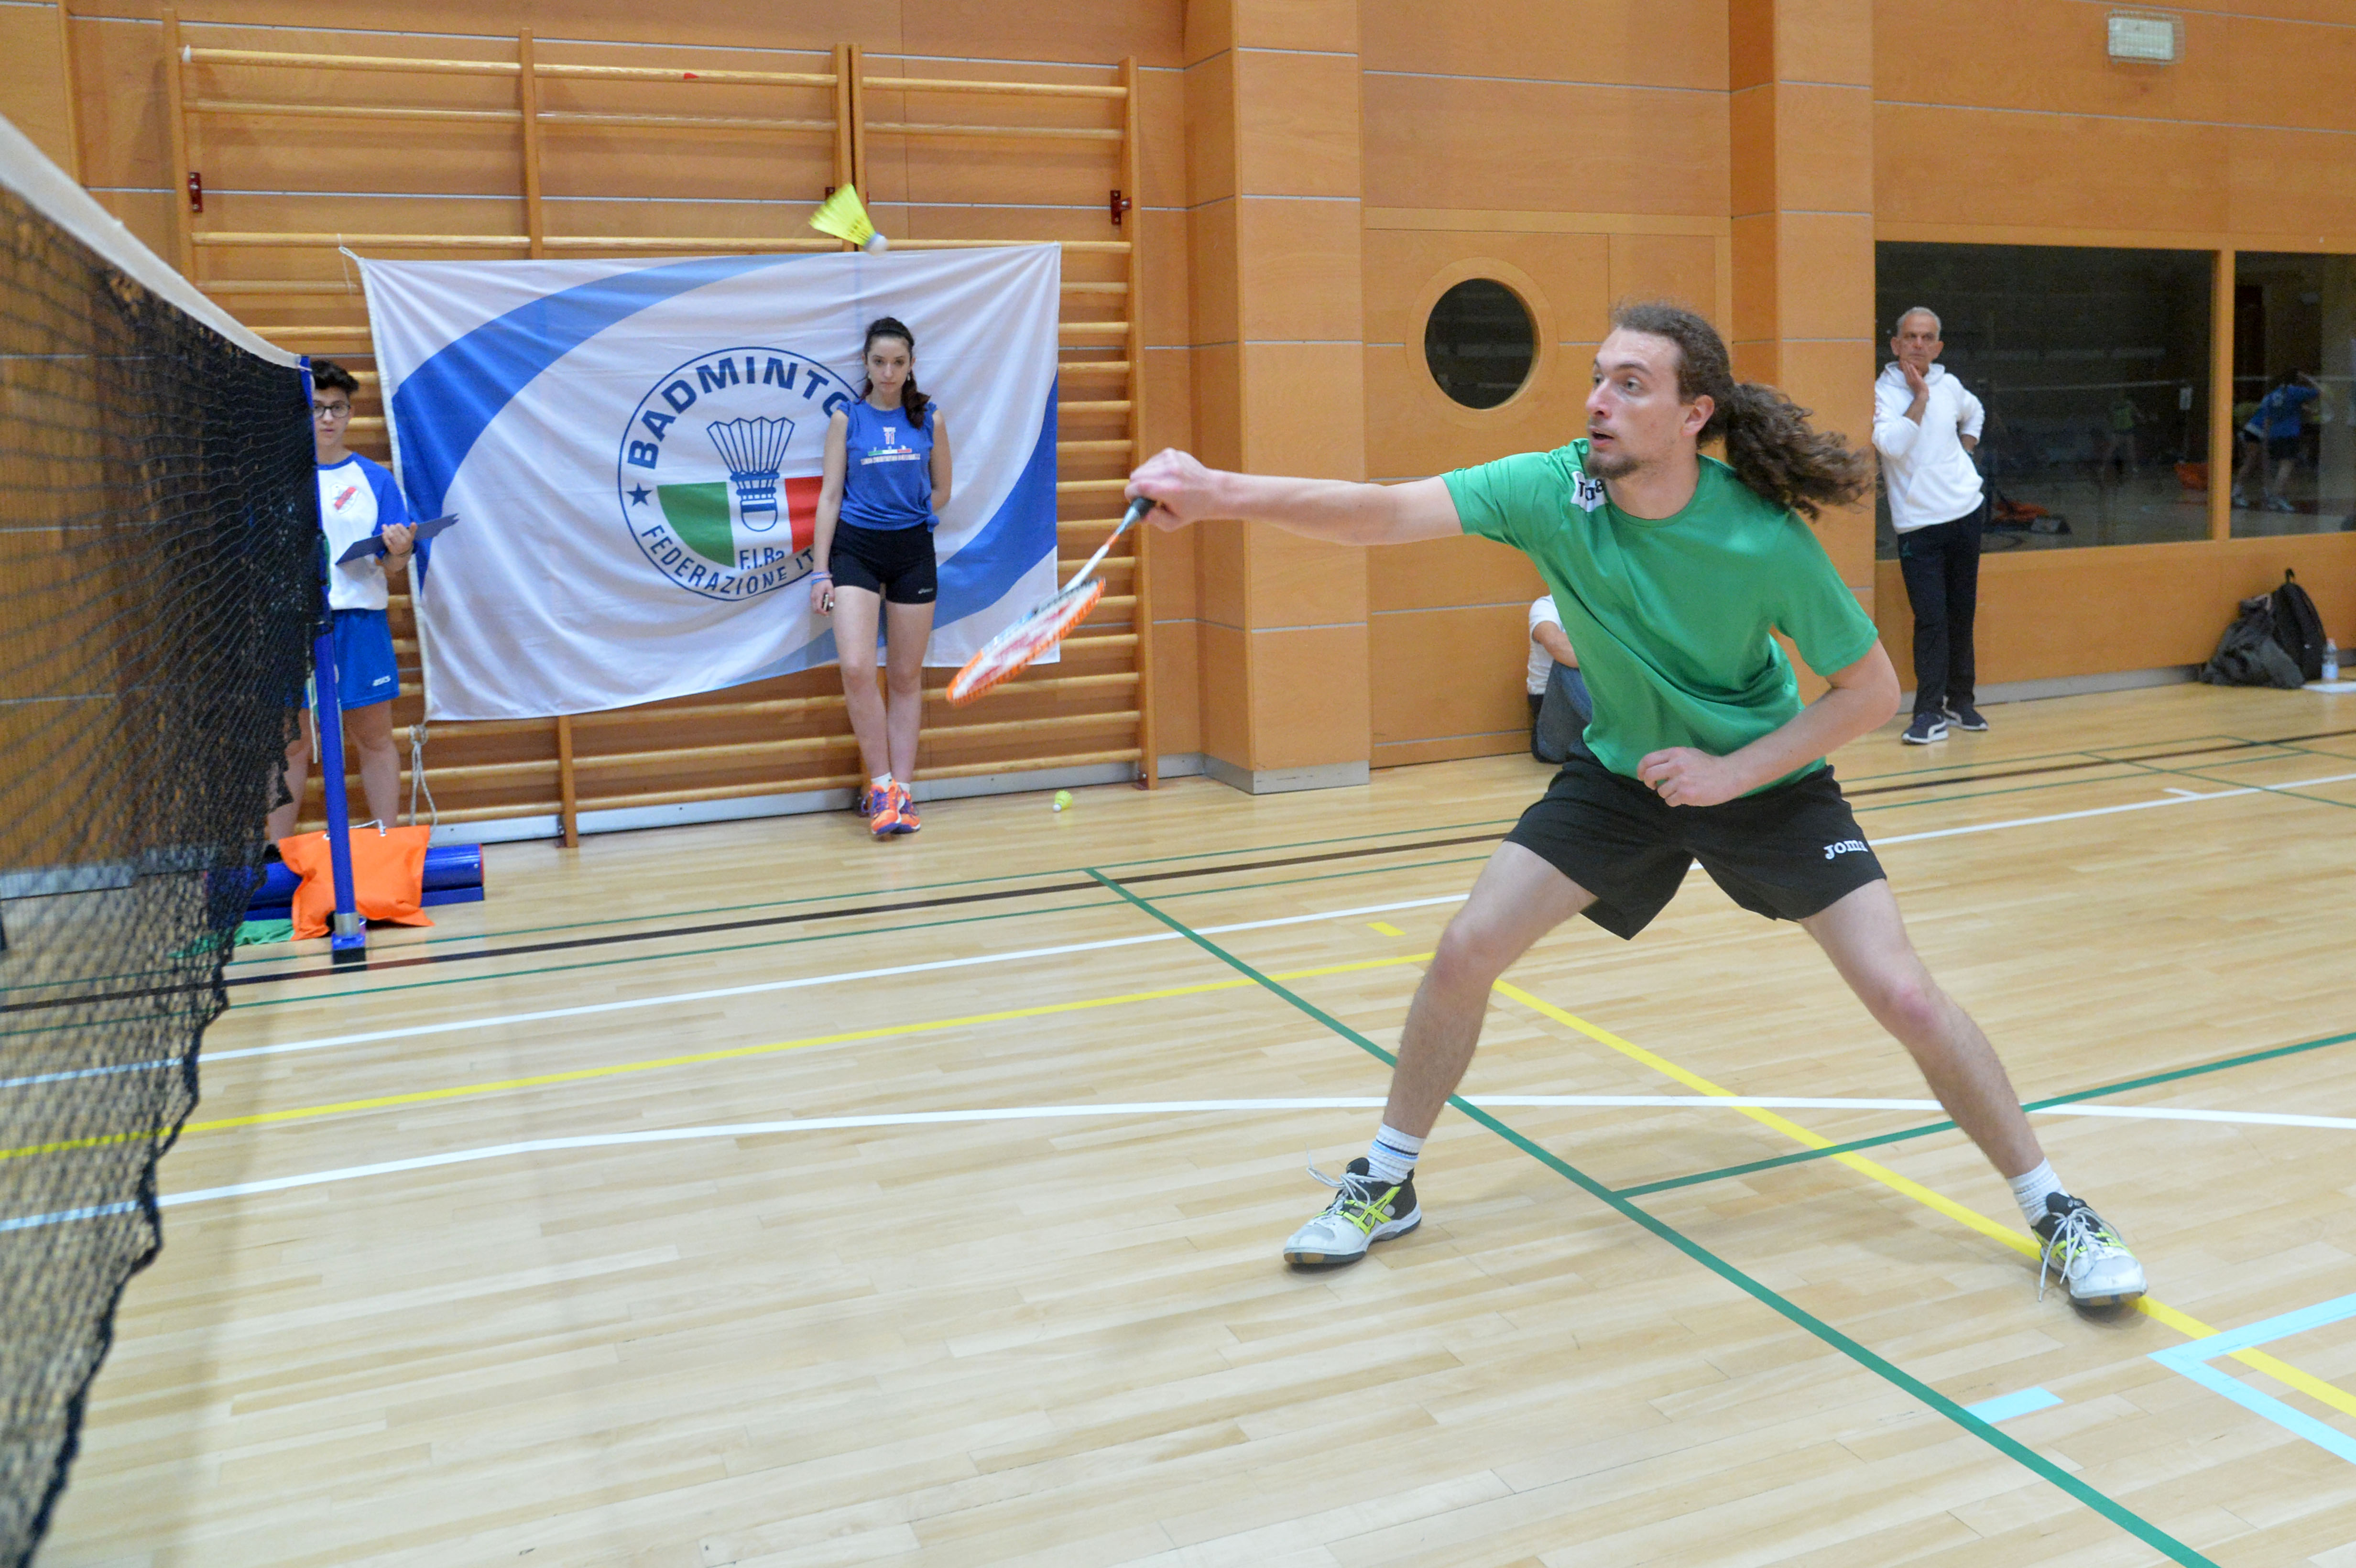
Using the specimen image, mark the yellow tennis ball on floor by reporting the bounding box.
[864,232,889,254]
[1053,789,1073,811]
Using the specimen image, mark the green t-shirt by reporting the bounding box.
[1446,440,1880,792]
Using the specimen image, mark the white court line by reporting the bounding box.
[0,1093,2317,1229]
[200,765,2356,1070]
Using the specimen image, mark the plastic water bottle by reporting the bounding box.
[2326,638,2342,683]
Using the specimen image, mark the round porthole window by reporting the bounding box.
[1423,278,1536,409]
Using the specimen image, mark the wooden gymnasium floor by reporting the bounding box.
[32,682,2356,1568]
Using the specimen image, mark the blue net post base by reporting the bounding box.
[311,627,366,961]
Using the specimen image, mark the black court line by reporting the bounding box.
[0,834,1506,1013]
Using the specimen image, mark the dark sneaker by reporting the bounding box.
[1944,704,1989,731]
[2032,1194,2146,1306]
[1902,712,1949,745]
[1282,1156,1419,1268]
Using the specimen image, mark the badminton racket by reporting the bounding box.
[946,493,1154,705]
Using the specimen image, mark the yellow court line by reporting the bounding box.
[1492,978,2356,1426]
[1,952,1436,1164]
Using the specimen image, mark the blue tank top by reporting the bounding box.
[838,399,936,530]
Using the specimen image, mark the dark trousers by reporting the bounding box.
[1897,499,1984,716]
[1530,664,1594,763]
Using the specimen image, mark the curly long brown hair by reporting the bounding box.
[1608,301,1874,520]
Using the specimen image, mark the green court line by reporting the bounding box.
[1079,867,2218,1568]
[1616,1026,2356,1198]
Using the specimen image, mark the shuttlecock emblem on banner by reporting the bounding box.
[612,346,843,600]
[811,184,889,253]
[706,416,792,531]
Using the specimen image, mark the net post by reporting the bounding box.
[312,630,366,961]
[298,357,365,961]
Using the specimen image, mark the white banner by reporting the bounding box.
[360,245,1061,721]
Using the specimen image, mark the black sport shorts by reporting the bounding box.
[829,522,937,604]
[1505,752,1887,940]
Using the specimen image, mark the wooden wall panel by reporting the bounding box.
[1873,533,2356,689]
[72,16,182,190]
[1608,233,1719,323]
[1361,0,1727,90]
[1363,229,1610,346]
[1369,605,1531,753]
[1368,534,1544,616]
[1875,104,2227,237]
[2228,128,2356,241]
[0,5,76,172]
[901,0,1183,68]
[1363,75,1728,217]
[1874,0,2231,122]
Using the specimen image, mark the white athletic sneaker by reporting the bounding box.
[1282,1157,1419,1268]
[2032,1193,2146,1307]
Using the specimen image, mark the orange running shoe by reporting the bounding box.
[871,781,919,837]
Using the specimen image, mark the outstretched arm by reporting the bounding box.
[1636,642,1901,807]
[1126,448,1462,545]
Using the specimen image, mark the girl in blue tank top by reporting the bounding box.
[810,316,955,838]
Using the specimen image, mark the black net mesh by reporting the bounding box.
[0,178,316,1565]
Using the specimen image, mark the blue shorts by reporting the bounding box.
[290,608,399,710]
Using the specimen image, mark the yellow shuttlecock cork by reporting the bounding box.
[810,185,876,248]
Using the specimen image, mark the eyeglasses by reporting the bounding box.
[312,403,351,419]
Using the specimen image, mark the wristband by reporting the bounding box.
[809,569,832,581]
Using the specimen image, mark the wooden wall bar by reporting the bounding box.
[131,18,1156,838]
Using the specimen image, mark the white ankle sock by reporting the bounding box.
[1365,1124,1424,1185]
[2008,1159,2066,1227]
[871,773,894,793]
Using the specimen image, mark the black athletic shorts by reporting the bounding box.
[1505,752,1887,940]
[830,522,937,604]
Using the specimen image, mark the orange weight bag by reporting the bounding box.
[278,824,435,939]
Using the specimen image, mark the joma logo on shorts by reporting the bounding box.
[1823,839,1869,860]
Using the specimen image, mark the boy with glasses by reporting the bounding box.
[266,360,417,842]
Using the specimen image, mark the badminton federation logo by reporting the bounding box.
[617,345,855,601]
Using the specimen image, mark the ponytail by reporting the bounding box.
[1608,301,1874,520]
[860,316,930,426]
[1714,381,1874,520]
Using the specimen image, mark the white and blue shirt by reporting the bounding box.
[317,452,410,611]
[838,400,937,530]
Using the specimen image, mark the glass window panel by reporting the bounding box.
[1424,279,1535,410]
[2229,252,2356,538]
[1874,243,2213,555]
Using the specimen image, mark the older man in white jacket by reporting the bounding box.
[1873,307,1987,745]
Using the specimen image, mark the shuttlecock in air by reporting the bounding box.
[811,184,883,251]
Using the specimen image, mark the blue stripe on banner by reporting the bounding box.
[1962,1387,2063,1424]
[936,376,1058,627]
[388,253,819,521]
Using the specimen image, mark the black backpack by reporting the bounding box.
[2270,569,2327,682]
[2198,595,2305,689]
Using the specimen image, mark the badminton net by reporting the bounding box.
[0,116,316,1566]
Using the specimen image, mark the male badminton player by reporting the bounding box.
[1125,302,2145,1308]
